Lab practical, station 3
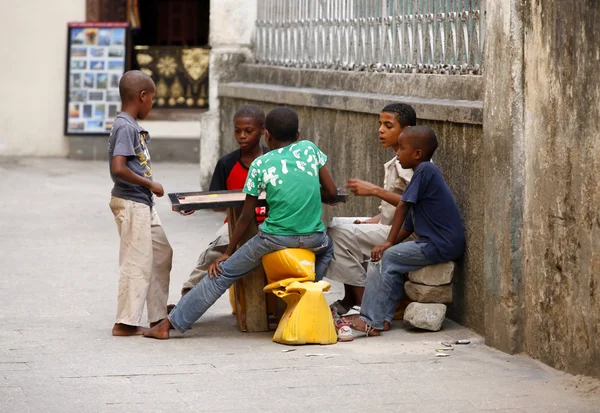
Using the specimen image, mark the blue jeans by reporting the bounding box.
[168,228,334,332]
[360,241,435,330]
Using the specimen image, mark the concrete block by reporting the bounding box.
[403,302,447,331]
[408,262,455,286]
[405,281,453,303]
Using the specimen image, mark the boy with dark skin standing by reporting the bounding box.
[108,70,172,336]
[144,107,338,340]
[347,126,465,336]
[176,105,268,298]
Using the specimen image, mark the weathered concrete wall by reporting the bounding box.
[218,67,485,334]
[482,0,526,355]
[520,1,600,378]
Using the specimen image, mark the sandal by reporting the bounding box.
[341,305,361,317]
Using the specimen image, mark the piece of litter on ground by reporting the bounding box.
[305,353,327,357]
[435,352,450,357]
[281,349,297,353]
[441,342,453,347]
[454,340,471,345]
[435,348,453,352]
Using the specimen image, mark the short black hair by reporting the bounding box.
[403,126,438,160]
[119,70,155,103]
[265,107,299,141]
[381,103,417,128]
[234,105,265,126]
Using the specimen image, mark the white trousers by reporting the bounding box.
[109,197,172,325]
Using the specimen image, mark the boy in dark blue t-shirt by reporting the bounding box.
[347,126,465,336]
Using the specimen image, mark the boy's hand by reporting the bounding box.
[354,217,379,224]
[371,241,393,262]
[208,254,230,278]
[346,179,379,197]
[150,182,164,197]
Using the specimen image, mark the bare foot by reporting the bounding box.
[348,318,382,336]
[143,318,172,340]
[150,319,175,329]
[383,321,391,331]
[112,323,148,336]
[341,314,361,324]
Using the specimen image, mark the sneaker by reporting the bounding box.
[337,325,354,342]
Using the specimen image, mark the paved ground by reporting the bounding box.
[0,157,599,413]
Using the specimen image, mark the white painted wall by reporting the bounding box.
[0,0,85,156]
[137,120,201,139]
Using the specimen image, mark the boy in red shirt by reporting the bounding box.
[178,105,267,297]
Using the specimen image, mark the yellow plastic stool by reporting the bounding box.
[261,249,337,345]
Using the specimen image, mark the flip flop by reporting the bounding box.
[341,305,361,317]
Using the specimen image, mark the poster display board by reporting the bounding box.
[64,22,128,135]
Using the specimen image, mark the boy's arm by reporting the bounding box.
[318,166,338,202]
[371,201,410,261]
[111,156,163,196]
[207,194,258,278]
[345,179,402,207]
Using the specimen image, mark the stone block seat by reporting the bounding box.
[402,262,455,332]
[261,249,337,345]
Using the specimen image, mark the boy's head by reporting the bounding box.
[119,70,155,119]
[233,105,265,151]
[396,126,438,169]
[378,103,417,149]
[264,107,299,148]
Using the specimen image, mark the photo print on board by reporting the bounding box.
[96,73,108,89]
[68,121,85,131]
[90,47,105,58]
[85,28,98,45]
[90,61,105,70]
[70,90,87,102]
[70,73,82,89]
[69,103,81,118]
[83,104,92,118]
[71,60,86,70]
[108,47,124,58]
[110,73,120,88]
[84,73,94,88]
[71,47,87,57]
[98,29,112,46]
[71,28,84,45]
[108,104,118,118]
[95,104,106,118]
[89,91,104,101]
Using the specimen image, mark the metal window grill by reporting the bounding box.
[255,0,485,75]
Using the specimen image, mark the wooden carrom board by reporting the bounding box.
[168,190,267,212]
[169,189,347,211]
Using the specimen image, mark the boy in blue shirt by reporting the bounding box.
[144,107,338,339]
[347,126,465,336]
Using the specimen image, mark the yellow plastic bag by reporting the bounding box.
[262,248,316,292]
[271,280,337,345]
